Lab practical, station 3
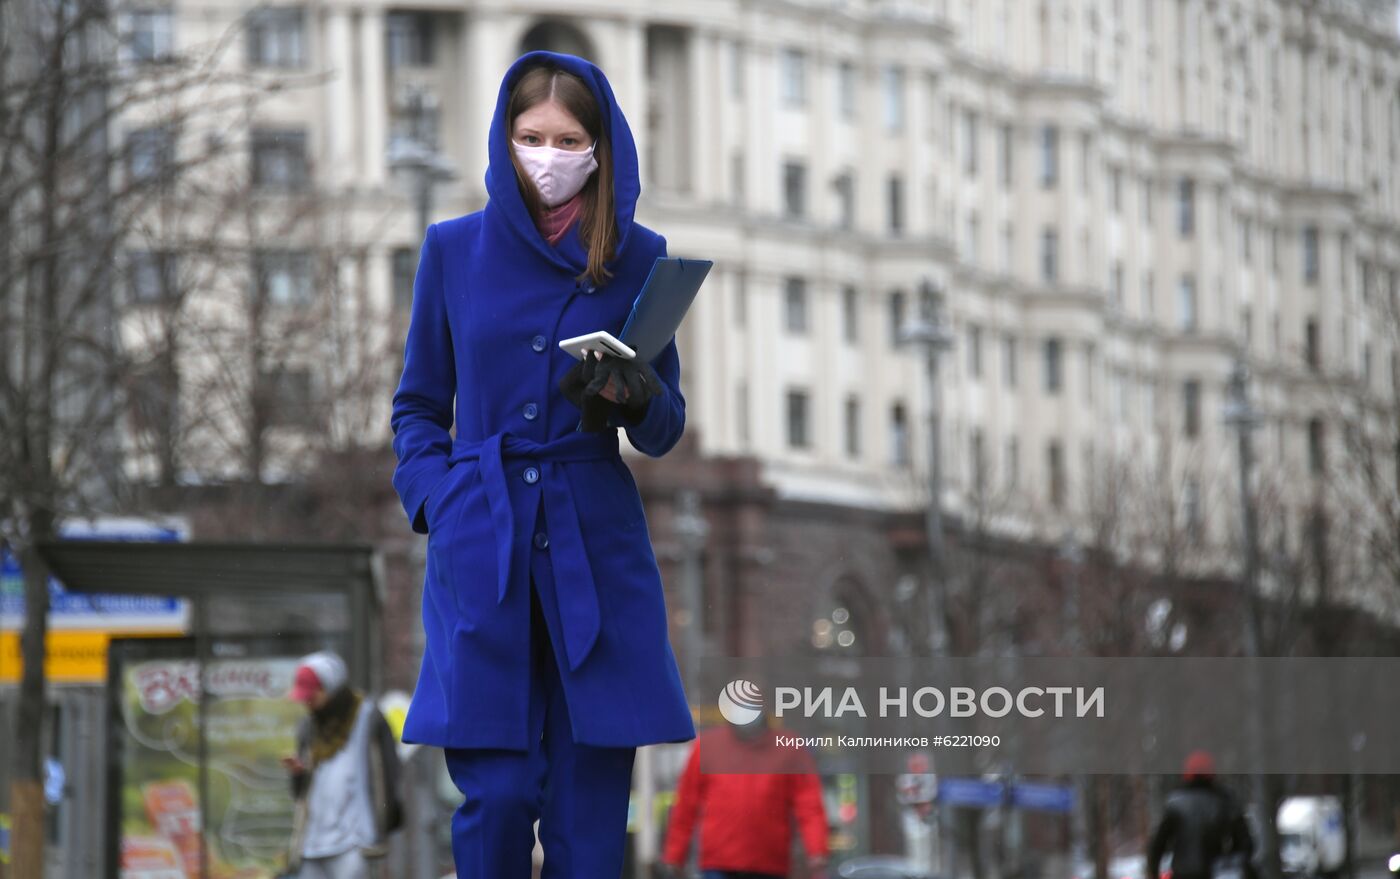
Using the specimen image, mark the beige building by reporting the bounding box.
[122,0,1400,594]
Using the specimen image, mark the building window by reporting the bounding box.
[1040,125,1058,188]
[1047,440,1066,510]
[1177,177,1195,237]
[1040,227,1058,284]
[1003,334,1018,388]
[963,109,979,176]
[1241,215,1253,264]
[1005,436,1020,490]
[1001,222,1014,273]
[127,250,177,304]
[129,8,174,62]
[246,7,306,68]
[255,250,314,307]
[1143,270,1155,316]
[737,380,750,446]
[1142,176,1154,224]
[1183,478,1202,542]
[888,290,906,347]
[128,366,175,437]
[1079,131,1091,193]
[786,389,810,449]
[1307,417,1325,475]
[730,40,745,100]
[844,396,861,458]
[731,150,745,207]
[1111,260,1124,309]
[970,428,986,496]
[252,129,309,189]
[837,61,856,120]
[259,367,315,428]
[1305,318,1320,370]
[386,12,433,67]
[964,212,980,263]
[833,170,855,230]
[1109,166,1122,212]
[1043,337,1062,393]
[127,126,174,183]
[780,48,806,107]
[967,323,983,379]
[782,160,807,218]
[1303,225,1320,283]
[391,247,416,310]
[890,403,910,466]
[883,66,904,131]
[1183,379,1201,438]
[734,270,748,328]
[1177,274,1197,332]
[842,285,858,344]
[887,173,904,235]
[998,122,1013,186]
[784,276,808,333]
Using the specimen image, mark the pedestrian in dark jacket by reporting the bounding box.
[387,48,694,879]
[283,651,403,879]
[1148,751,1258,879]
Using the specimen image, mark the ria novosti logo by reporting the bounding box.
[717,680,763,725]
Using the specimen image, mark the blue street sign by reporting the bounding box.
[1011,782,1076,813]
[938,778,1005,808]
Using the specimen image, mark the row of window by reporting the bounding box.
[128,365,315,434]
[126,250,314,305]
[125,7,434,69]
[126,127,309,188]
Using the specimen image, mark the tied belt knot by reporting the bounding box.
[447,429,621,673]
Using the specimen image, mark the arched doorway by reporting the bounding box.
[517,18,596,62]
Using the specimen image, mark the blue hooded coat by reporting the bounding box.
[389,51,697,750]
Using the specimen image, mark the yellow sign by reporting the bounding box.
[0,630,179,684]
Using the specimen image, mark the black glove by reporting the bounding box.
[558,352,663,429]
[585,353,663,424]
[558,353,598,411]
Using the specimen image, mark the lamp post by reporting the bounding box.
[1222,354,1283,879]
[898,278,955,658]
[899,278,955,879]
[388,85,456,236]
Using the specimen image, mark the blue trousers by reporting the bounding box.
[444,567,637,879]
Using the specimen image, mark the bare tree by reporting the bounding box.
[0,0,401,869]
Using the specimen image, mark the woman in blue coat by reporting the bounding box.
[388,50,696,877]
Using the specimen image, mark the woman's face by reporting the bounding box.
[511,98,594,151]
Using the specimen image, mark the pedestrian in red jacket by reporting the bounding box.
[660,715,830,879]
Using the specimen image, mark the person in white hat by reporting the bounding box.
[282,651,403,879]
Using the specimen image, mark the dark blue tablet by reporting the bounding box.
[618,257,712,363]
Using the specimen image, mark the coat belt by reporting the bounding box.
[446,429,620,673]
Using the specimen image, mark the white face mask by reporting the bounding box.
[512,140,599,208]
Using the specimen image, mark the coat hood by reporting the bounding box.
[483,50,642,275]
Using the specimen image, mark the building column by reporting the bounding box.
[358,8,387,188]
[325,8,354,189]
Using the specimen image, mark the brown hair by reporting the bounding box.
[506,63,617,287]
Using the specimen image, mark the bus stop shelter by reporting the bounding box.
[12,539,385,879]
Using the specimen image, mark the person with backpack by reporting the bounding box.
[282,650,404,879]
[1148,751,1258,879]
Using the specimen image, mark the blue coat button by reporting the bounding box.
[523,466,540,484]
[523,403,538,420]
[534,532,549,549]
[531,335,546,352]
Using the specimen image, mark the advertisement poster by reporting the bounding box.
[114,645,310,879]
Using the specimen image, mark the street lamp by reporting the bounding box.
[898,278,955,658]
[388,84,456,236]
[1223,355,1263,658]
[1223,353,1285,879]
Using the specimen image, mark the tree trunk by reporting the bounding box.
[10,541,52,879]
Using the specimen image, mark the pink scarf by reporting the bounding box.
[539,192,585,246]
